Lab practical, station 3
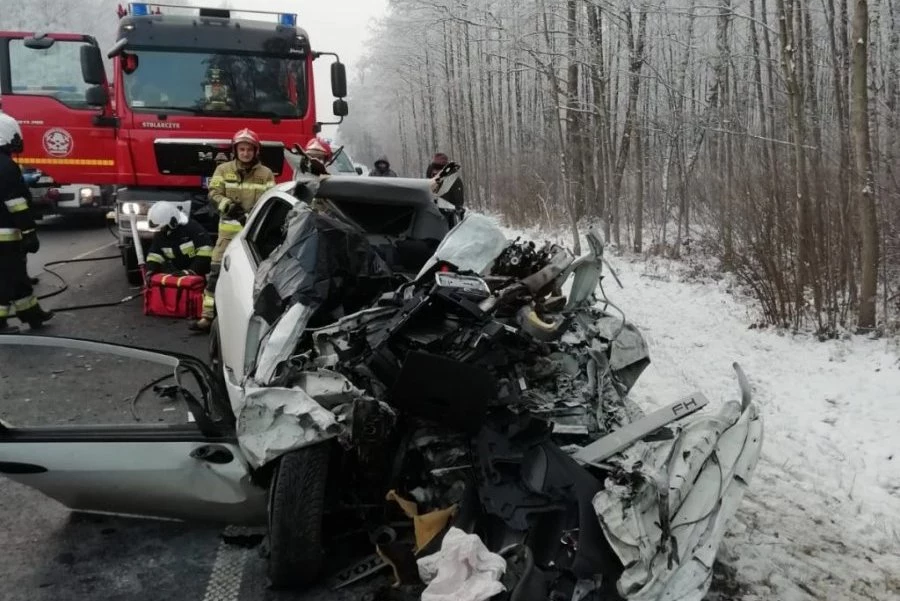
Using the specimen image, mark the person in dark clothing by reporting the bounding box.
[369,156,398,177]
[0,113,53,333]
[426,152,465,209]
[145,202,214,276]
[425,152,450,178]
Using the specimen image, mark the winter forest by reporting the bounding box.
[341,0,898,338]
[3,0,897,337]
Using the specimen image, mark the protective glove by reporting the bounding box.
[21,230,40,254]
[225,202,246,221]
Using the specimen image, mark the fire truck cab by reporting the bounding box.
[1,3,349,284]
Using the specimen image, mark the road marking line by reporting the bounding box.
[202,540,251,601]
[69,241,117,261]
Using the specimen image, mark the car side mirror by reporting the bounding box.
[85,85,110,107]
[331,61,347,98]
[333,99,348,118]
[81,44,106,85]
[24,34,55,50]
[355,166,363,175]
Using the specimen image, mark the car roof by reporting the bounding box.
[314,176,437,206]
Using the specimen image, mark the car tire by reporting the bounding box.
[123,246,143,286]
[267,444,330,589]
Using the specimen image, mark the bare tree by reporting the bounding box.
[852,0,879,329]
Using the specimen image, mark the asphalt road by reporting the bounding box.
[0,218,743,601]
[0,217,388,601]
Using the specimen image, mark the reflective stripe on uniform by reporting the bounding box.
[162,247,176,259]
[14,296,37,312]
[209,176,225,187]
[223,182,271,191]
[0,305,10,318]
[218,220,243,234]
[197,245,213,257]
[4,196,29,213]
[147,252,164,264]
[179,241,196,257]
[201,290,215,320]
[202,291,216,308]
[0,228,22,242]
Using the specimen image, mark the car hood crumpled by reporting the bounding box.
[227,209,763,601]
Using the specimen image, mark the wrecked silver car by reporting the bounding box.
[0,210,762,601]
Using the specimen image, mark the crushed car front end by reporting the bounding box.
[222,202,764,598]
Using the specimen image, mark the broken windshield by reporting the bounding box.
[122,49,308,118]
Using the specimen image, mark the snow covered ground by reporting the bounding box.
[499,220,900,601]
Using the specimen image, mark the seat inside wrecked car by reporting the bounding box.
[293,175,451,276]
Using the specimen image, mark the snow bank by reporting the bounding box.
[495,216,900,600]
[604,254,899,600]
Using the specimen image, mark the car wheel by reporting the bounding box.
[267,444,330,589]
[123,246,143,286]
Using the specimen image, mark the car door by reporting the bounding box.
[215,191,298,393]
[0,335,266,526]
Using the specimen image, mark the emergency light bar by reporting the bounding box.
[126,2,298,25]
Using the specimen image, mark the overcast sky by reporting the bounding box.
[227,0,389,140]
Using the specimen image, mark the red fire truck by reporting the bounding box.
[0,3,348,284]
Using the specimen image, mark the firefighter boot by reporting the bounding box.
[189,317,212,333]
[18,305,54,329]
[0,319,19,334]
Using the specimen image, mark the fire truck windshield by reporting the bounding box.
[8,39,92,108]
[122,50,308,118]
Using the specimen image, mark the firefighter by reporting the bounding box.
[145,202,213,276]
[1,107,39,285]
[0,114,53,333]
[304,137,333,176]
[190,128,275,332]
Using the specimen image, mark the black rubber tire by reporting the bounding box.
[267,444,330,589]
[124,246,143,286]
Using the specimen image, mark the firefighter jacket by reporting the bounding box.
[208,159,274,227]
[0,152,35,250]
[146,220,214,275]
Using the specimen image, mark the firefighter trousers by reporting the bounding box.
[0,247,40,323]
[201,222,241,321]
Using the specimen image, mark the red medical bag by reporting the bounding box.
[143,273,206,319]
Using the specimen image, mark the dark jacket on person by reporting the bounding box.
[369,156,398,177]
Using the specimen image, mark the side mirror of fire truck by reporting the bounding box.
[24,34,55,50]
[333,99,349,118]
[331,61,347,99]
[85,86,110,108]
[80,45,107,86]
